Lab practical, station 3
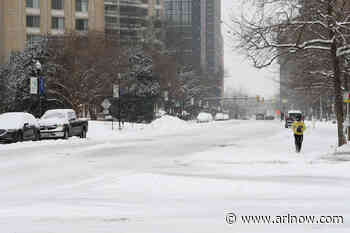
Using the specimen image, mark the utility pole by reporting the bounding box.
[320,95,323,121]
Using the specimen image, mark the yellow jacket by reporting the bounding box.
[292,121,306,135]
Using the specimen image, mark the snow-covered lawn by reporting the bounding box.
[0,117,349,233]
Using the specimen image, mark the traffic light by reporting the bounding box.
[256,95,260,103]
[262,97,264,104]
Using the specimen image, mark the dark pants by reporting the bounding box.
[294,134,303,153]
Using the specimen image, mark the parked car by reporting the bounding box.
[223,113,230,120]
[215,113,225,121]
[39,109,88,139]
[285,110,303,128]
[265,115,275,120]
[0,112,40,143]
[256,113,265,120]
[197,112,213,123]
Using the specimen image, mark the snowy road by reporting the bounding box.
[0,119,349,233]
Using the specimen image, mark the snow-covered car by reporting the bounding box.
[39,109,88,139]
[215,113,225,121]
[285,110,303,128]
[197,112,213,123]
[0,112,40,143]
[223,114,230,120]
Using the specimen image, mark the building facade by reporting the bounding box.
[0,0,105,63]
[1,0,164,64]
[104,0,164,41]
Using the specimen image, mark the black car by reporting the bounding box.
[256,113,265,120]
[0,112,40,143]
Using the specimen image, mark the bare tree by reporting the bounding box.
[231,0,350,146]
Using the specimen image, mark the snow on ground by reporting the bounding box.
[0,116,350,233]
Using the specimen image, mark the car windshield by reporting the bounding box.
[289,113,301,119]
[42,112,66,119]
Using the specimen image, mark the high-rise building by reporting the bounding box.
[164,0,223,95]
[104,0,164,41]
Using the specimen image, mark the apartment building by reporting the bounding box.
[0,0,104,64]
[0,0,164,64]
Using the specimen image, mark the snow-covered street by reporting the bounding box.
[0,117,349,233]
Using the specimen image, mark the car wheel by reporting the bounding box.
[80,128,87,139]
[63,128,69,140]
[16,131,23,142]
[33,130,40,141]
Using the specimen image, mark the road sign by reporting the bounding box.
[113,84,119,98]
[101,98,111,109]
[30,77,38,94]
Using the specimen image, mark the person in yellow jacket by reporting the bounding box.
[291,115,306,153]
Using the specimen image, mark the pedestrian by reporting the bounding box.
[291,115,306,153]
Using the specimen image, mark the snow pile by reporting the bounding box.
[147,115,190,132]
[87,120,147,140]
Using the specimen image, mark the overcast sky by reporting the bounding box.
[221,1,278,99]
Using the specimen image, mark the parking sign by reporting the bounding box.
[30,77,38,94]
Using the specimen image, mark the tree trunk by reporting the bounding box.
[331,42,346,147]
[328,1,346,147]
[89,104,97,120]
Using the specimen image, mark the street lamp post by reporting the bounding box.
[35,60,42,117]
[118,73,122,130]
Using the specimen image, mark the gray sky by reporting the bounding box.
[221,0,278,98]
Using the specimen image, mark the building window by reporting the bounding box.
[26,15,41,28]
[76,0,89,12]
[52,17,65,30]
[52,0,64,10]
[26,0,40,9]
[27,34,42,46]
[76,19,88,31]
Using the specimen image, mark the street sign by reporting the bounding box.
[30,77,38,94]
[39,77,44,95]
[101,98,111,109]
[113,84,119,98]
